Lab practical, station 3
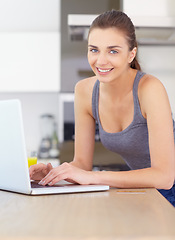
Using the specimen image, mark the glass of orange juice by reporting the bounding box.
[28,151,37,168]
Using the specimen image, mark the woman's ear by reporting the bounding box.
[128,47,137,63]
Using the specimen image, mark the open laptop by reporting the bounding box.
[0,99,109,195]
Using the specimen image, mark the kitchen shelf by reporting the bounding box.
[136,27,175,46]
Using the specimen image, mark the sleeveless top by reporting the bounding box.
[92,71,175,170]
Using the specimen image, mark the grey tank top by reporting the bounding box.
[92,71,152,170]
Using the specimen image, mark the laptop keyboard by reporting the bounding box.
[31,181,60,188]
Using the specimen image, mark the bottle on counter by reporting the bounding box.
[49,122,60,159]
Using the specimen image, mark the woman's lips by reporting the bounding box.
[96,67,114,74]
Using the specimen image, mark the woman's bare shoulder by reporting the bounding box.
[139,73,166,97]
[74,76,98,115]
[74,76,98,96]
[138,73,170,117]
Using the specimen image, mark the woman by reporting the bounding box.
[30,10,175,206]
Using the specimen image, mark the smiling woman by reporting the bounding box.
[30,10,175,207]
[88,9,141,70]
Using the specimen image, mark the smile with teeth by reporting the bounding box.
[97,67,113,73]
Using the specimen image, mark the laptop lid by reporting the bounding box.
[0,99,109,195]
[0,99,31,194]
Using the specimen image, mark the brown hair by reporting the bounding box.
[88,10,141,71]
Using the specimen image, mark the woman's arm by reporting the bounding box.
[69,78,97,170]
[139,75,175,189]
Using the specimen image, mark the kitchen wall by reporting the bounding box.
[0,93,59,152]
[138,46,175,117]
[0,0,60,152]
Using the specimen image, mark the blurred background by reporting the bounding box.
[0,0,175,167]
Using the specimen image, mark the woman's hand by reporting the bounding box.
[38,162,93,186]
[29,163,53,181]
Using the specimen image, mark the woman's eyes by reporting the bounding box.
[89,49,118,54]
[110,50,118,54]
[90,48,98,53]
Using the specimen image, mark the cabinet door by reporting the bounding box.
[0,32,60,92]
[0,0,60,31]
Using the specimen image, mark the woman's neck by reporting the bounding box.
[100,68,137,102]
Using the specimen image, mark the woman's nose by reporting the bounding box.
[96,53,108,65]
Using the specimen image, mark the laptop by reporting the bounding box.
[0,99,109,195]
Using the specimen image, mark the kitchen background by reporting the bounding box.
[0,0,175,157]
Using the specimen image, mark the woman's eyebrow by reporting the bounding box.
[88,45,122,49]
[88,45,98,48]
[108,45,122,49]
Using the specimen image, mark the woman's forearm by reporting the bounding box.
[91,167,174,190]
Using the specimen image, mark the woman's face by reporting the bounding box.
[87,27,136,83]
